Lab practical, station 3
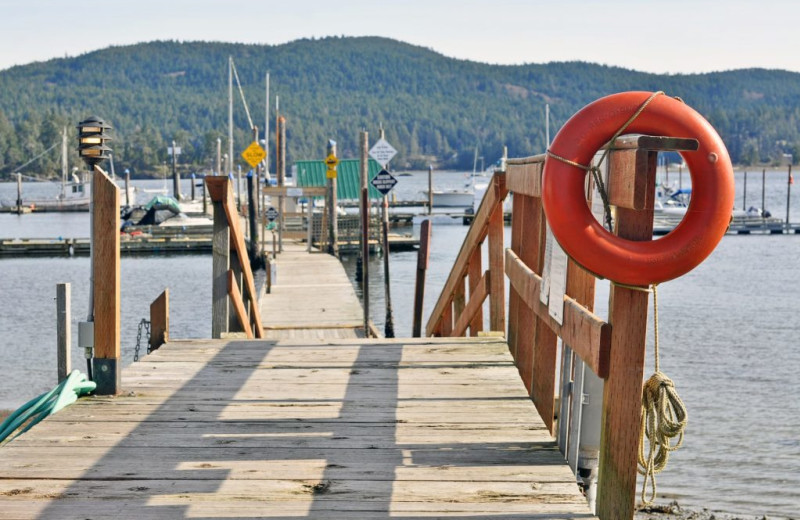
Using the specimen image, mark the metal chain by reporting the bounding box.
[134,319,151,362]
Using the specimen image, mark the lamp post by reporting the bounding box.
[76,116,118,393]
[77,116,112,168]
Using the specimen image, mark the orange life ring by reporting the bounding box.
[542,91,734,286]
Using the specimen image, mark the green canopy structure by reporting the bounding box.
[295,158,383,200]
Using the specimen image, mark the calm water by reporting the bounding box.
[0,171,799,517]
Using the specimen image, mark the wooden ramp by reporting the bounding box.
[0,336,596,519]
[260,242,365,339]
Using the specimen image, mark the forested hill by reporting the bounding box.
[1,36,799,177]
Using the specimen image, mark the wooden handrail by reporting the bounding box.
[425,171,508,336]
[505,249,610,377]
[206,177,264,338]
[227,270,254,339]
[431,134,704,520]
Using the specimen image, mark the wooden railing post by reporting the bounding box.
[488,172,506,332]
[211,194,230,339]
[149,289,169,352]
[92,166,121,395]
[596,147,657,520]
[207,176,265,339]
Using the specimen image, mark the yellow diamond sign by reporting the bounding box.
[242,141,266,168]
[325,153,339,179]
[325,154,339,169]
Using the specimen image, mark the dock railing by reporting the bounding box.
[426,135,699,519]
[425,171,507,336]
[207,177,264,339]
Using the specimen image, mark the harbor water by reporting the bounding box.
[1,170,799,517]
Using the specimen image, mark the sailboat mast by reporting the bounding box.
[265,71,270,175]
[545,104,550,147]
[228,56,234,178]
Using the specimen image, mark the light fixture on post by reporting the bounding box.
[77,116,112,168]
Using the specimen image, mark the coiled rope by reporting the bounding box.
[637,284,688,505]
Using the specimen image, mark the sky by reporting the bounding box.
[1,0,799,74]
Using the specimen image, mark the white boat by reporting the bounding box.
[3,129,135,212]
[422,189,475,208]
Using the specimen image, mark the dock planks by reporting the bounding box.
[260,242,365,339]
[0,239,595,518]
[0,336,596,519]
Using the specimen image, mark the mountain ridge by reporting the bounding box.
[0,36,798,177]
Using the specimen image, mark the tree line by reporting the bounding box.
[1,37,800,179]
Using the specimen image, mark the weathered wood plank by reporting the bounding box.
[514,194,542,394]
[262,185,327,197]
[506,158,544,197]
[467,246,484,336]
[148,289,169,351]
[505,249,611,378]
[227,269,254,339]
[1,336,595,519]
[452,271,489,337]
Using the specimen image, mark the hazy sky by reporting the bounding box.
[2,0,798,74]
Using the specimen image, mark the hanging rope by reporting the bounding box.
[637,284,688,505]
[547,91,665,232]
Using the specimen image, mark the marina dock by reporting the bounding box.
[2,134,770,520]
[0,234,596,518]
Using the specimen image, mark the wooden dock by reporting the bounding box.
[0,237,595,518]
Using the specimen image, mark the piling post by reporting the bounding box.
[412,219,431,337]
[743,170,747,210]
[190,173,196,201]
[247,171,258,263]
[171,139,180,201]
[326,139,339,256]
[237,165,243,211]
[92,166,121,395]
[216,138,222,176]
[378,127,395,337]
[56,283,71,382]
[427,164,433,214]
[16,172,22,214]
[360,131,370,336]
[382,194,394,337]
[762,169,766,220]
[202,174,208,215]
[124,169,131,207]
[786,164,792,232]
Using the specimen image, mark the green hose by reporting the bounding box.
[0,371,96,446]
